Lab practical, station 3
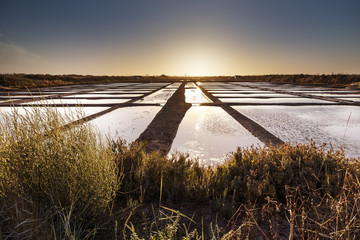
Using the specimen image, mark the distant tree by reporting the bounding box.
[0,75,9,86]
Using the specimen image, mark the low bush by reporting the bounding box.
[112,140,211,203]
[0,106,121,239]
[212,142,356,203]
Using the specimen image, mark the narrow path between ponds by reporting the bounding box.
[136,82,192,154]
[195,82,284,146]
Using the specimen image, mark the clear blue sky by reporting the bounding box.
[0,0,359,75]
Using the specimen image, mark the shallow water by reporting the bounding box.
[62,94,143,98]
[209,90,275,94]
[89,106,161,142]
[169,106,264,165]
[233,105,360,158]
[0,95,50,100]
[198,82,237,90]
[220,97,333,104]
[92,90,151,94]
[213,93,297,98]
[0,106,108,124]
[166,82,182,88]
[136,89,176,104]
[309,94,360,97]
[185,83,212,104]
[338,98,360,102]
[21,98,131,105]
[4,92,68,95]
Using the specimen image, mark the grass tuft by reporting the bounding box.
[0,106,121,239]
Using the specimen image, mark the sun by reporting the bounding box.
[175,52,220,76]
[184,57,215,76]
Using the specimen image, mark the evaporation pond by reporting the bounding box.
[209,90,274,94]
[233,106,360,158]
[199,83,235,90]
[338,98,360,102]
[62,94,142,98]
[308,93,360,97]
[166,82,182,88]
[0,95,50,99]
[22,98,131,105]
[169,106,263,165]
[185,84,212,104]
[88,106,161,142]
[0,106,108,124]
[88,90,149,94]
[213,93,296,98]
[220,97,333,104]
[136,89,176,104]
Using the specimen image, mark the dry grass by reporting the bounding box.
[0,106,121,239]
[1,106,360,239]
[113,141,360,239]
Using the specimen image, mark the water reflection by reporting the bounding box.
[169,106,263,165]
[234,106,360,158]
[89,106,161,142]
[184,84,212,104]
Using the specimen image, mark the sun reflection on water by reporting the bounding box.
[184,84,212,104]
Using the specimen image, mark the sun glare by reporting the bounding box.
[185,84,212,104]
[176,53,219,76]
[185,88,203,103]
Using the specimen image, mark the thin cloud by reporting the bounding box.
[0,41,52,73]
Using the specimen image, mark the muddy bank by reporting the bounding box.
[137,82,191,154]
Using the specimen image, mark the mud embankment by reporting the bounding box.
[137,82,191,154]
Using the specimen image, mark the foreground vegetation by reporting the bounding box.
[1,73,359,90]
[1,107,360,239]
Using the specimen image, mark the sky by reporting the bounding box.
[0,0,359,76]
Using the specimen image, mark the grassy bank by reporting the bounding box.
[0,74,148,90]
[0,74,234,90]
[235,74,360,88]
[1,107,360,239]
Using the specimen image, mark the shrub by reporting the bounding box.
[211,142,357,203]
[112,140,211,203]
[0,106,121,239]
